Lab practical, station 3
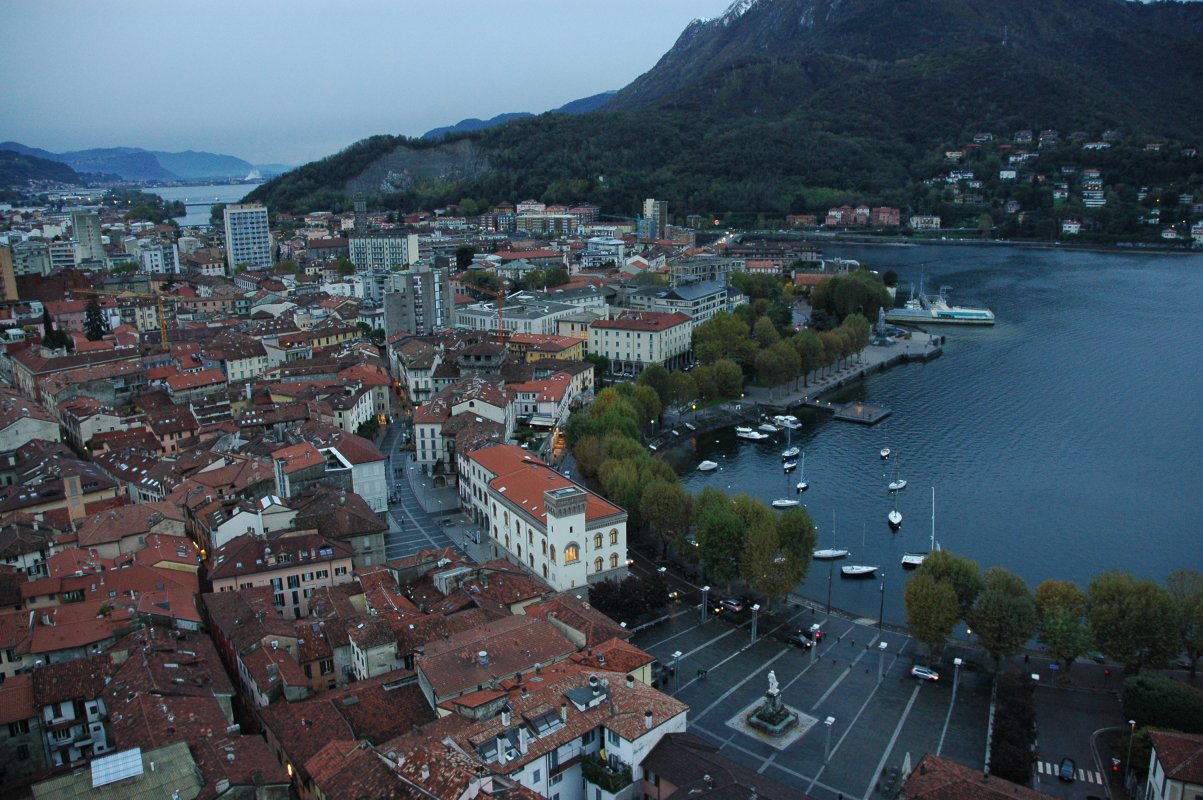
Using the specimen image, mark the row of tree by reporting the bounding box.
[905,550,1202,675]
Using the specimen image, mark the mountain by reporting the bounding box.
[423,113,534,141]
[0,149,84,186]
[149,150,254,180]
[249,0,1203,217]
[0,141,258,181]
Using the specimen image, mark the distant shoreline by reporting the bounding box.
[798,232,1199,257]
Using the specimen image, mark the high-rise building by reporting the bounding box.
[382,264,453,336]
[70,211,104,264]
[642,198,668,240]
[223,203,272,274]
[0,246,18,301]
[10,241,50,277]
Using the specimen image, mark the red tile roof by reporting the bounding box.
[1151,731,1203,786]
[902,753,1054,799]
[591,310,692,332]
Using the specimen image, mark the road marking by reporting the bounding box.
[861,684,921,800]
[809,632,879,711]
[689,648,792,722]
[936,669,958,755]
[1035,762,1102,784]
[693,724,848,798]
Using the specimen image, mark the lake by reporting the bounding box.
[151,183,260,226]
[668,243,1203,624]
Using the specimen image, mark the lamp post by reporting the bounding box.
[953,657,962,695]
[878,575,886,630]
[702,586,710,623]
[672,651,683,695]
[878,641,887,683]
[751,604,760,644]
[824,716,836,763]
[1125,719,1136,792]
[826,561,833,614]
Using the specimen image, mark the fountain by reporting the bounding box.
[746,670,799,735]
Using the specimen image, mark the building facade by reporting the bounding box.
[224,203,273,273]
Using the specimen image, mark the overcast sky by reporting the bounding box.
[2,0,735,166]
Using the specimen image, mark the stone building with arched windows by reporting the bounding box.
[458,444,627,591]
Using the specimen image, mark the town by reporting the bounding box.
[0,188,1199,800]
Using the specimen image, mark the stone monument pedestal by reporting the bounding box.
[747,688,798,736]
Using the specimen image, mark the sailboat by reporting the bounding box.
[795,452,809,492]
[880,447,891,460]
[902,487,939,568]
[813,510,847,559]
[841,524,878,578]
[771,465,800,508]
[781,426,799,461]
[888,490,902,530]
[888,459,907,492]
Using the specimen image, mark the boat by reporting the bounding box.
[880,448,891,460]
[783,460,797,473]
[888,460,906,492]
[902,487,940,568]
[736,429,771,441]
[697,460,718,472]
[884,281,995,326]
[888,492,903,530]
[735,426,754,435]
[841,524,878,578]
[812,510,845,559]
[795,452,809,492]
[684,422,697,431]
[758,422,779,433]
[782,446,800,460]
[772,465,801,508]
[773,415,801,429]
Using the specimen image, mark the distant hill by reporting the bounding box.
[0,149,84,186]
[0,141,258,181]
[249,0,1203,218]
[421,92,619,140]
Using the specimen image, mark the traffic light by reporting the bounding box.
[1104,668,1111,676]
[1112,758,1121,773]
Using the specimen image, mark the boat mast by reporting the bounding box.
[930,487,936,550]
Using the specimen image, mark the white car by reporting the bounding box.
[910,665,940,682]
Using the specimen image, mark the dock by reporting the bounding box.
[833,402,892,424]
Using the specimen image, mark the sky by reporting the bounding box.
[1,0,735,167]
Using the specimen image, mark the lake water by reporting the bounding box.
[151,183,260,226]
[668,243,1203,624]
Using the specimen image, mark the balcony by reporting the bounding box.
[581,758,632,794]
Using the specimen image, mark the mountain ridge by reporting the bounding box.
[0,141,261,181]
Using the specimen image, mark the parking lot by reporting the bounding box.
[631,600,992,800]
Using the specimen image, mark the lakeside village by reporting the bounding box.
[0,193,1200,800]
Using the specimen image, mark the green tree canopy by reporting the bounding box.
[83,297,111,341]
[336,256,356,276]
[692,311,755,366]
[918,549,983,620]
[810,269,891,322]
[694,487,745,588]
[1167,570,1203,681]
[970,567,1038,670]
[640,481,693,556]
[904,572,960,656]
[1088,570,1180,673]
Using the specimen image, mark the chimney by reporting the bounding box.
[645,710,653,731]
[560,702,568,722]
[519,726,528,755]
[477,650,489,666]
[496,735,507,766]
[589,675,600,696]
[626,674,635,689]
[501,707,511,727]
[421,764,430,781]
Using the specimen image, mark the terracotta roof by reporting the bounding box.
[209,531,352,581]
[75,501,185,547]
[467,444,624,525]
[271,441,324,474]
[525,594,632,647]
[32,653,112,705]
[1151,731,1203,786]
[165,368,227,392]
[902,753,1055,800]
[0,673,36,725]
[643,732,810,800]
[591,310,692,332]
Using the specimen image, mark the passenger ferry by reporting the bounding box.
[885,284,995,326]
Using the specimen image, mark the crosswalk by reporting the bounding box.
[1035,760,1104,784]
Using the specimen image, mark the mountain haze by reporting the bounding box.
[249,0,1203,216]
[0,141,257,181]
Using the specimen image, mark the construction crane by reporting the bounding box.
[467,278,512,347]
[71,287,173,351]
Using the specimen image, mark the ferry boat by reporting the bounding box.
[773,415,801,429]
[885,284,995,326]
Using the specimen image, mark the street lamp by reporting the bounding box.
[702,586,710,623]
[878,576,886,630]
[826,561,833,614]
[878,641,887,683]
[1125,719,1136,791]
[953,657,962,694]
[824,716,836,763]
[672,651,683,695]
[751,604,761,644]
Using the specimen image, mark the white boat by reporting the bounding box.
[889,478,907,492]
[736,429,771,441]
[758,422,779,433]
[697,460,718,472]
[771,497,801,509]
[782,446,800,460]
[795,452,810,492]
[888,508,903,530]
[684,422,697,431]
[735,426,754,434]
[902,487,940,568]
[773,415,800,429]
[783,460,797,473]
[885,282,995,325]
[880,447,891,460]
[812,511,846,559]
[841,524,878,577]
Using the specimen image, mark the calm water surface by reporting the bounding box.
[669,244,1203,623]
[152,183,259,226]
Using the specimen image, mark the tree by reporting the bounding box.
[664,371,697,412]
[752,316,781,348]
[754,341,800,396]
[276,258,299,275]
[970,567,1037,670]
[711,359,744,399]
[83,297,111,341]
[640,481,692,556]
[544,266,569,287]
[1034,579,1092,672]
[336,257,356,276]
[636,365,671,408]
[904,572,960,656]
[694,488,745,588]
[791,329,824,386]
[817,331,843,375]
[210,202,226,227]
[1121,674,1203,734]
[1167,570,1203,681]
[918,549,983,620]
[692,312,755,365]
[1088,571,1180,673]
[40,308,71,351]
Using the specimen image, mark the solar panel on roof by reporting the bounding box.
[91,747,143,787]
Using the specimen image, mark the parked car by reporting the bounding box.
[910,665,940,682]
[1058,757,1076,782]
[719,598,744,613]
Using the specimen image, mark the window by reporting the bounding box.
[607,729,620,746]
[316,569,329,579]
[609,529,618,545]
[334,566,347,576]
[17,743,29,760]
[581,730,595,745]
[54,728,71,741]
[564,543,579,564]
[321,659,334,675]
[550,546,556,564]
[593,533,602,549]
[594,557,603,573]
[270,577,283,590]
[287,575,301,589]
[274,593,285,607]
[533,769,541,783]
[610,553,618,569]
[9,720,30,735]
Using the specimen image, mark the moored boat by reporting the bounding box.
[880,447,891,460]
[783,460,797,473]
[782,446,800,460]
[773,415,800,429]
[771,497,801,509]
[758,422,779,433]
[736,429,771,441]
[840,564,878,578]
[697,460,718,472]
